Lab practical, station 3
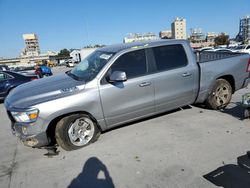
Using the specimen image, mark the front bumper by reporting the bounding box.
[243,77,250,88]
[11,122,49,147]
[7,110,50,148]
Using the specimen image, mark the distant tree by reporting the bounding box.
[83,44,106,48]
[58,49,70,57]
[85,45,93,48]
[94,44,106,48]
[214,33,229,46]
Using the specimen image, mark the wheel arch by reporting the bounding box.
[216,75,235,93]
[46,111,102,145]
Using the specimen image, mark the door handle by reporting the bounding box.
[182,72,192,77]
[139,82,151,87]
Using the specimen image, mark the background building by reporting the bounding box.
[0,33,59,67]
[190,28,205,43]
[171,17,187,39]
[189,29,217,48]
[236,15,250,44]
[21,33,40,57]
[206,32,217,43]
[159,30,172,39]
[123,33,158,43]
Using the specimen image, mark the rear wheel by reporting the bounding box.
[206,79,232,110]
[55,114,100,151]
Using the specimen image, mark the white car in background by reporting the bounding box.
[65,60,75,67]
[235,45,250,54]
[204,47,237,53]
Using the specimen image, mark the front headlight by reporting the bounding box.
[11,109,39,123]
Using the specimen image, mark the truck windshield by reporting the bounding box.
[68,51,114,81]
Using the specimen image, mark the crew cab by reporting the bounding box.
[4,40,250,151]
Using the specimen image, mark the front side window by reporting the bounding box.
[110,49,147,79]
[152,44,188,71]
[68,51,115,81]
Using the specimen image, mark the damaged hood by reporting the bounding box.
[5,73,85,109]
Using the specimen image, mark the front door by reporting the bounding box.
[99,49,155,128]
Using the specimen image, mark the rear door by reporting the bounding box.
[151,44,199,112]
[99,49,155,127]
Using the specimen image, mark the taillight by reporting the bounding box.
[246,58,250,72]
[31,78,37,81]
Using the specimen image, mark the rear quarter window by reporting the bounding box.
[152,44,188,72]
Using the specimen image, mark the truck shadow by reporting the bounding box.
[68,157,115,188]
[204,151,250,188]
[221,102,246,120]
[195,102,246,121]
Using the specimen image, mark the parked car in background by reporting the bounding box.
[66,62,75,67]
[195,47,214,52]
[235,45,250,54]
[0,71,38,100]
[0,64,10,71]
[205,48,236,53]
[35,65,53,78]
[65,60,75,67]
[13,66,37,76]
[4,40,250,151]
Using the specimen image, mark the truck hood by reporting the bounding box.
[5,73,85,109]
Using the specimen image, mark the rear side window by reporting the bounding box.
[110,49,147,79]
[152,44,188,71]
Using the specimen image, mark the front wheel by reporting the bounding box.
[55,114,100,151]
[206,79,232,110]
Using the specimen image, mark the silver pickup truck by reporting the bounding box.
[4,40,250,151]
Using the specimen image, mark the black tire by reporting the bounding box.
[206,79,232,110]
[55,114,100,151]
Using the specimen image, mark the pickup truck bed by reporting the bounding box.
[195,51,250,104]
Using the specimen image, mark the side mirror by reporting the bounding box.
[108,71,127,82]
